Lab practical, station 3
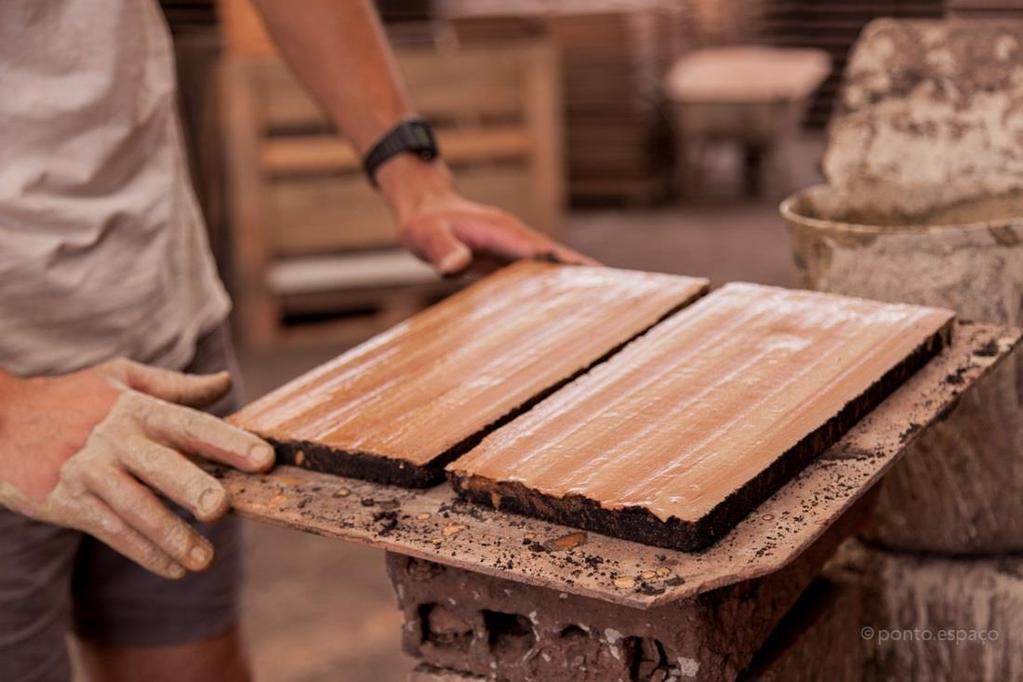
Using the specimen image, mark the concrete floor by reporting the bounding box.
[237,136,823,681]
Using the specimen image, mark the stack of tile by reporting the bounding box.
[758,0,944,128]
[442,0,700,204]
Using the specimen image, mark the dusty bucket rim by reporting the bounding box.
[779,184,1023,235]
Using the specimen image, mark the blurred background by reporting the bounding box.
[159,1,1002,679]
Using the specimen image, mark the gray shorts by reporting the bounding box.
[0,324,244,682]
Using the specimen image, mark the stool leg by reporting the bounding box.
[744,143,765,197]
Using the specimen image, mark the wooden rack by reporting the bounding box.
[443,1,701,205]
[218,0,565,347]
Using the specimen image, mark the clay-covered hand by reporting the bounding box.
[0,359,274,579]
[377,156,598,275]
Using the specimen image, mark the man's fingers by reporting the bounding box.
[452,213,542,260]
[404,207,599,274]
[452,212,600,267]
[74,493,186,580]
[402,217,472,275]
[118,437,230,522]
[134,398,274,474]
[82,465,215,571]
[547,244,601,267]
[103,359,231,408]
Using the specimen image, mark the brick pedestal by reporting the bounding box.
[386,501,864,682]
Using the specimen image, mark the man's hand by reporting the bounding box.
[0,360,273,579]
[377,155,597,276]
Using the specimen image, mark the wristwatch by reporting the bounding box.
[362,118,439,185]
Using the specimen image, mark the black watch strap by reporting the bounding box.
[363,118,439,185]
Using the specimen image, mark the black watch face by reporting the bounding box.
[411,123,433,147]
[365,120,438,183]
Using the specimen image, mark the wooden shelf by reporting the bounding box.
[219,1,566,347]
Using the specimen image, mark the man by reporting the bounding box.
[0,1,589,680]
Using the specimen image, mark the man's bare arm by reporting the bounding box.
[251,0,595,274]
[249,0,409,156]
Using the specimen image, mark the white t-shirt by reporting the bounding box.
[0,0,231,377]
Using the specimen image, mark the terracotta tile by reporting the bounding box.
[449,283,954,550]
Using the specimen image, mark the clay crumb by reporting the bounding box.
[613,576,635,589]
[524,538,549,553]
[655,567,671,577]
[269,494,288,507]
[294,450,305,466]
[442,524,466,538]
[544,531,588,551]
[270,473,305,486]
[372,510,398,534]
[899,422,921,443]
[334,488,351,498]
[974,339,999,357]
[640,570,656,580]
[416,512,431,520]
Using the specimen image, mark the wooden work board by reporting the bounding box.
[217,321,1020,609]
